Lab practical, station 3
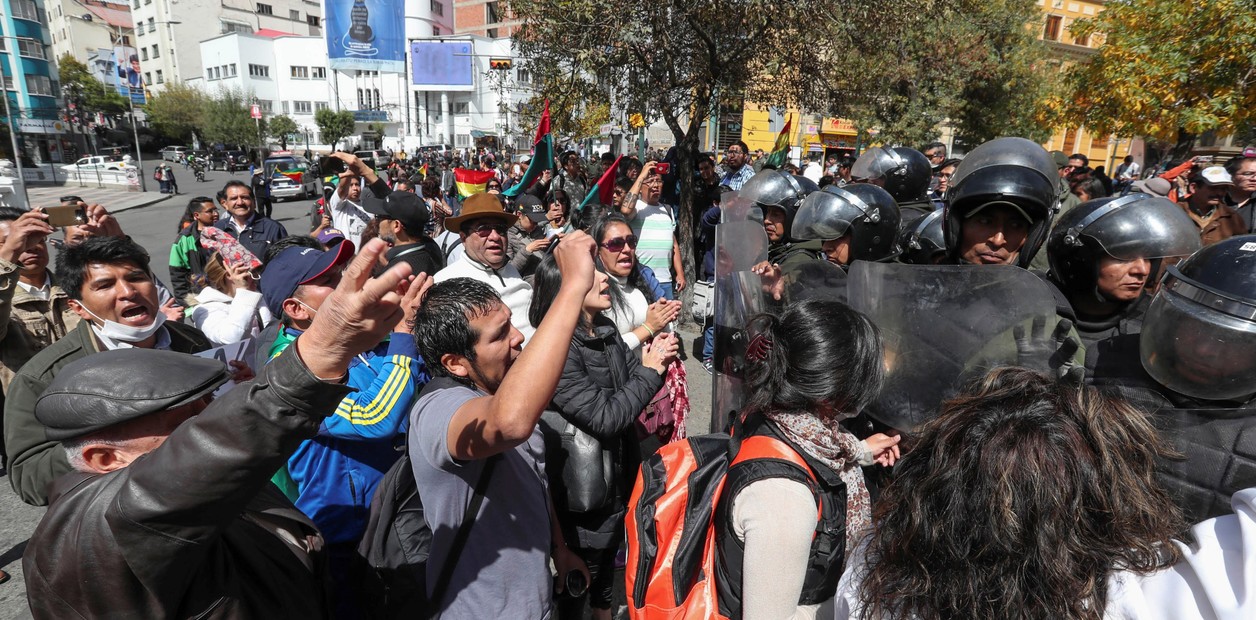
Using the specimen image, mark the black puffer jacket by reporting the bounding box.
[548,319,663,549]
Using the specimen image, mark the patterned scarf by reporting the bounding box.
[763,410,871,556]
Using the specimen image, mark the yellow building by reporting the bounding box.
[709,104,859,165]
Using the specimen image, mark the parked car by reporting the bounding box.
[61,155,129,172]
[159,146,189,161]
[264,155,320,201]
[354,149,391,169]
[209,150,250,172]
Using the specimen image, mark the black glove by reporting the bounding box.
[1014,317,1084,385]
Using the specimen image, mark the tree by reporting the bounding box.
[269,115,299,149]
[144,83,206,144]
[201,87,263,149]
[57,53,128,121]
[315,109,356,151]
[1059,0,1256,158]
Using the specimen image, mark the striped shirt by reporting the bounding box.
[630,200,676,283]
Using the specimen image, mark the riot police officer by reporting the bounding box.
[1045,194,1200,355]
[851,146,933,218]
[898,210,945,265]
[943,137,1058,269]
[791,183,902,269]
[738,170,823,271]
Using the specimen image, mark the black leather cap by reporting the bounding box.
[37,349,232,441]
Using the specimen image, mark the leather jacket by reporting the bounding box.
[24,346,354,619]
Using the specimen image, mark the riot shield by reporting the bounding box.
[711,220,770,433]
[847,262,1059,431]
[1150,405,1256,523]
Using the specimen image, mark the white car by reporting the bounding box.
[159,146,189,161]
[62,155,129,171]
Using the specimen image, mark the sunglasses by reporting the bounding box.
[600,235,638,252]
[468,222,509,237]
[487,184,502,189]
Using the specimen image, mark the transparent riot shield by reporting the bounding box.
[847,262,1059,431]
[711,219,770,433]
[1149,405,1256,523]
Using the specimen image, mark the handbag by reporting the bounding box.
[637,360,690,443]
[690,279,715,321]
[539,410,614,513]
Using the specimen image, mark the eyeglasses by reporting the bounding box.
[726,149,745,155]
[467,222,509,237]
[600,235,638,252]
[487,184,502,189]
[1236,172,1256,179]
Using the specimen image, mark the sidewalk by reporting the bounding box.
[23,183,174,213]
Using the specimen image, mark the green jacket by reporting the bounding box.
[4,319,211,505]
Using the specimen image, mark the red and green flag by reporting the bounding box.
[577,154,624,213]
[762,115,794,169]
[454,168,496,198]
[503,100,553,198]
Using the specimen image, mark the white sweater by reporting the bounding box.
[190,287,272,347]
[434,257,535,346]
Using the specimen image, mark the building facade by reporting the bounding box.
[452,0,515,38]
[45,0,130,64]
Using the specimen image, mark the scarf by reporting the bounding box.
[763,410,872,556]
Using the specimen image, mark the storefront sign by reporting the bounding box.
[16,119,67,135]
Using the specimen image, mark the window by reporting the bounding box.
[140,48,148,61]
[430,0,443,16]
[257,3,273,15]
[229,63,237,76]
[147,18,155,33]
[281,100,289,114]
[355,70,379,77]
[132,0,139,8]
[16,38,44,59]
[294,100,312,114]
[222,21,253,34]
[485,1,499,37]
[454,102,469,114]
[289,9,299,20]
[1074,32,1090,47]
[2,76,12,91]
[455,133,470,147]
[290,66,308,79]
[151,44,159,58]
[156,70,163,84]
[144,72,151,84]
[11,0,38,21]
[311,66,326,79]
[315,101,329,111]
[432,26,440,36]
[306,15,320,27]
[136,24,144,37]
[25,75,52,96]
[207,69,214,80]
[1043,15,1062,41]
[257,99,273,113]
[121,35,130,45]
[516,68,530,83]
[486,27,497,38]
[248,63,270,77]
[211,66,221,79]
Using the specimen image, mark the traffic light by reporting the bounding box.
[489,58,513,70]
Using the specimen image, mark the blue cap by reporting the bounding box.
[260,241,355,317]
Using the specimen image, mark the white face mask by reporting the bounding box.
[80,303,167,344]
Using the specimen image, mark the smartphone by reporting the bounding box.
[59,195,84,204]
[44,204,87,227]
[321,156,348,176]
[655,162,671,175]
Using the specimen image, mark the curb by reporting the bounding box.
[111,193,177,214]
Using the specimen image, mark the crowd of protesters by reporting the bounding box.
[0,134,1255,620]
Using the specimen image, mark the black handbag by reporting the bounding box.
[539,410,615,513]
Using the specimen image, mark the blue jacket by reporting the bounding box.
[213,214,288,264]
[638,263,668,301]
[270,328,426,544]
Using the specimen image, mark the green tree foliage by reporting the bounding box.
[144,83,206,143]
[315,109,356,151]
[57,53,128,120]
[1059,0,1256,155]
[268,114,299,149]
[201,87,265,148]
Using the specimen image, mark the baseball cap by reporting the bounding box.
[260,242,355,317]
[1196,166,1234,186]
[1049,151,1069,168]
[518,194,548,223]
[363,191,432,232]
[316,228,346,246]
[520,154,532,164]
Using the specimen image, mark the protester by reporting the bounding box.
[0,208,75,396]
[724,300,899,618]
[837,367,1185,619]
[189,252,270,346]
[250,167,272,218]
[212,180,289,261]
[5,236,213,506]
[544,189,574,236]
[22,239,417,618]
[408,232,597,618]
[529,253,677,620]
[592,213,678,351]
[1225,154,1256,230]
[168,197,218,304]
[720,141,756,190]
[556,150,590,206]
[329,173,373,248]
[364,190,446,277]
[620,163,685,298]
[1181,166,1247,245]
[507,194,551,277]
[433,193,537,344]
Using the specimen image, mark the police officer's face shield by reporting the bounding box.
[1072,195,1202,264]
[1141,268,1256,402]
[791,185,876,241]
[947,137,1058,198]
[851,147,905,184]
[738,170,796,210]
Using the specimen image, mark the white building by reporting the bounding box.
[189,31,532,154]
[47,0,134,64]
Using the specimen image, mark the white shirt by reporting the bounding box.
[803,162,824,184]
[328,191,372,248]
[434,230,466,265]
[16,278,50,301]
[434,257,535,346]
[190,287,272,347]
[605,275,672,351]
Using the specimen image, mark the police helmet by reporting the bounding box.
[792,182,902,263]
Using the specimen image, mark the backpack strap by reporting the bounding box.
[428,455,498,616]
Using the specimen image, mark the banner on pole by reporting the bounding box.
[324,0,406,73]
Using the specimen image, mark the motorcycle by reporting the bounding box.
[190,156,208,182]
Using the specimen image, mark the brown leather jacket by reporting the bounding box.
[23,346,354,619]
[0,261,78,394]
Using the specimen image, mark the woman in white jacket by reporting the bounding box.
[191,253,272,346]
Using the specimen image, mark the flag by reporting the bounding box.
[454,168,496,198]
[762,115,794,169]
[577,154,624,213]
[419,163,428,178]
[502,100,553,198]
[278,169,303,183]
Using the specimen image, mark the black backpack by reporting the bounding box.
[353,378,496,619]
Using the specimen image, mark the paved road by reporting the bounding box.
[0,163,715,617]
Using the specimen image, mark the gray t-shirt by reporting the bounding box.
[409,384,552,619]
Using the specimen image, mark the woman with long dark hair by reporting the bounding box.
[590,213,680,351]
[721,300,899,618]
[837,367,1185,620]
[529,253,678,620]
